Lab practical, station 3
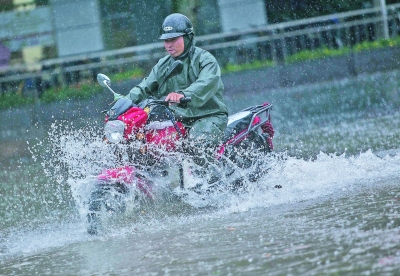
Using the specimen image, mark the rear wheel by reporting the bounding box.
[227,133,269,167]
[224,132,271,187]
[86,182,128,235]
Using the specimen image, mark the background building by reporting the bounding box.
[2,0,392,67]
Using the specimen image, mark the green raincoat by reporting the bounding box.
[127,46,228,144]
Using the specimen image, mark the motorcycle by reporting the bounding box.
[86,61,274,235]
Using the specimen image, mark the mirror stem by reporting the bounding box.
[104,82,119,97]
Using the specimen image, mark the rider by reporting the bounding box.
[124,13,228,168]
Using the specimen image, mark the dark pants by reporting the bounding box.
[184,114,228,169]
[185,114,228,146]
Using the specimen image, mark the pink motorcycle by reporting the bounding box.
[86,65,274,235]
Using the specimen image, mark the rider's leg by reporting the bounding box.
[184,114,228,185]
[186,115,227,142]
[185,114,227,164]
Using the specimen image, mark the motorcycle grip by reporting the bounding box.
[180,97,191,103]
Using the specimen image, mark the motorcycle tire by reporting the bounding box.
[86,182,128,235]
[227,132,270,169]
[224,132,271,188]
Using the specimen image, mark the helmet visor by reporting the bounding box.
[159,32,185,40]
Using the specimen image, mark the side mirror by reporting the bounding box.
[97,74,111,88]
[97,73,119,97]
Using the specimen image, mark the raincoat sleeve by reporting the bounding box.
[126,66,160,104]
[181,52,223,108]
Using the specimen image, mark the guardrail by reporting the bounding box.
[1,3,400,95]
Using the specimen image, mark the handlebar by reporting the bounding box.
[146,97,191,138]
[178,97,191,104]
[147,97,191,106]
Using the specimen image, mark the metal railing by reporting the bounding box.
[1,3,400,95]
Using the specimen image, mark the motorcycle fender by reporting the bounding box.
[97,166,136,184]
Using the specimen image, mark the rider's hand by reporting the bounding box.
[165,92,184,103]
[113,93,125,101]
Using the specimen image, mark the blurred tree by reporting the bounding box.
[35,0,49,6]
[99,0,173,48]
[0,0,48,11]
[172,0,199,28]
[0,0,14,12]
[171,0,221,35]
[0,0,14,11]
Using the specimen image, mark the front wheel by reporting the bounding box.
[86,182,128,235]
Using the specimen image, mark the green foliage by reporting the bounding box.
[0,1,14,12]
[35,0,49,7]
[0,83,102,109]
[111,68,144,82]
[222,36,400,75]
[0,66,143,110]
[40,83,101,103]
[285,47,351,64]
[222,59,276,73]
[0,93,35,109]
[353,36,400,52]
[286,36,400,64]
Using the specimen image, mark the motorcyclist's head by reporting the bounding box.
[159,13,194,40]
[159,13,194,59]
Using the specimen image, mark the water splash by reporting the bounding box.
[44,119,400,217]
[2,113,399,261]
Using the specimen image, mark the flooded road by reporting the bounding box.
[1,69,399,275]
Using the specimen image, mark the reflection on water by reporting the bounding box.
[1,183,399,275]
[1,69,400,274]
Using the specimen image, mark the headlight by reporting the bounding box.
[105,120,125,143]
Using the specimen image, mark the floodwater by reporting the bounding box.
[1,70,400,275]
